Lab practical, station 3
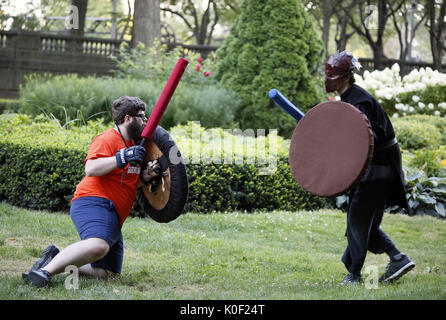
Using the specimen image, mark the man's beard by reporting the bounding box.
[127,118,144,143]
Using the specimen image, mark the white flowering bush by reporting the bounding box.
[354,63,446,118]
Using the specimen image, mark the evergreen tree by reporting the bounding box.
[215,0,325,136]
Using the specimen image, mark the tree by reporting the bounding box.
[215,0,325,137]
[341,0,406,69]
[334,14,355,51]
[425,0,446,70]
[132,0,161,48]
[160,0,240,45]
[304,0,346,55]
[70,0,88,36]
[390,0,426,64]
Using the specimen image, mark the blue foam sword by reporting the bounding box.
[268,89,305,122]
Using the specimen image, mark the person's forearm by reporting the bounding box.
[85,157,118,177]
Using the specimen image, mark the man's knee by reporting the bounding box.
[85,238,110,261]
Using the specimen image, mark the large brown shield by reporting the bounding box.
[136,126,188,223]
[288,101,374,197]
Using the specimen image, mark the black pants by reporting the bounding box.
[342,178,399,275]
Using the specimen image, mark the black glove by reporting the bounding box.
[116,145,146,169]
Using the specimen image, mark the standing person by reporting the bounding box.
[324,51,415,285]
[23,96,160,287]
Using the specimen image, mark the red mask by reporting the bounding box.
[324,65,344,93]
[324,51,362,93]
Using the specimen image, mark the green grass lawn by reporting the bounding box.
[0,201,445,300]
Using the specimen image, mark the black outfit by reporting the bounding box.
[340,84,410,276]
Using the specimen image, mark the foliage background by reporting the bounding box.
[215,0,325,137]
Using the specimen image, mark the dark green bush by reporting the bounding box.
[215,0,325,137]
[0,142,84,211]
[0,115,329,215]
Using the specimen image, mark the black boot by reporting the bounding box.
[22,244,59,284]
[340,272,363,285]
[379,254,415,283]
[27,268,52,287]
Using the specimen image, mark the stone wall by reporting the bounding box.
[0,30,122,98]
[1,30,443,99]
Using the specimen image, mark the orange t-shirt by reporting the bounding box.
[72,128,141,226]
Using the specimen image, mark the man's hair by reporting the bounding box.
[112,96,146,125]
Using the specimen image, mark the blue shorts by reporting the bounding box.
[70,196,123,274]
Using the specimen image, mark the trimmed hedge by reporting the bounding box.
[0,142,83,211]
[0,115,329,215]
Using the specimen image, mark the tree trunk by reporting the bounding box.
[374,0,387,70]
[133,0,161,48]
[372,42,386,70]
[322,0,331,56]
[335,15,353,51]
[426,0,446,70]
[70,0,88,36]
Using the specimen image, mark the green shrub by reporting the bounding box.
[389,170,446,219]
[393,117,442,150]
[378,85,446,117]
[169,121,289,162]
[215,0,325,137]
[19,74,240,130]
[396,84,446,117]
[0,99,24,114]
[111,40,217,86]
[335,167,446,219]
[407,149,445,177]
[0,114,328,215]
[0,142,85,211]
[392,115,445,177]
[165,85,240,129]
[399,114,446,146]
[355,66,446,117]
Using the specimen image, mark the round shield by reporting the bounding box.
[136,126,188,223]
[289,101,374,197]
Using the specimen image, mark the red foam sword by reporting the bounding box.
[140,57,189,144]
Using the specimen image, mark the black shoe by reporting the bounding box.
[22,244,59,284]
[340,272,363,285]
[379,254,415,283]
[27,268,52,287]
